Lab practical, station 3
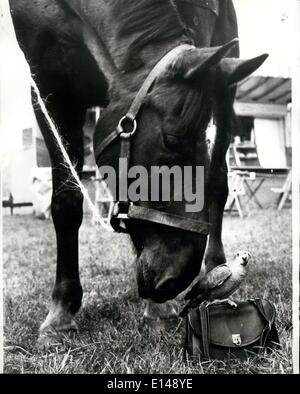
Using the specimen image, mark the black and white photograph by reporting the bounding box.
[0,0,299,376]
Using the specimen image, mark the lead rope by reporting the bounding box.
[30,77,114,232]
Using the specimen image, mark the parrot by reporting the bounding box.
[179,251,251,317]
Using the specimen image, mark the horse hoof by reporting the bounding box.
[143,300,179,331]
[143,315,179,331]
[37,319,78,351]
[36,329,62,351]
[40,318,78,333]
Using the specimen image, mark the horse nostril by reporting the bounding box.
[155,276,176,292]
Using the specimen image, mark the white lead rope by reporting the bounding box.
[30,77,114,232]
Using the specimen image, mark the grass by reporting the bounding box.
[3,209,293,374]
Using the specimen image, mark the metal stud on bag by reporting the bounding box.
[232,334,242,346]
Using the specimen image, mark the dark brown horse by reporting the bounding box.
[9,0,267,343]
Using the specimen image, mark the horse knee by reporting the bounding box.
[51,190,83,230]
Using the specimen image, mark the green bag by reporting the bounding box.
[184,299,280,361]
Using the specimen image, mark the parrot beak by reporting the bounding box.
[237,251,251,266]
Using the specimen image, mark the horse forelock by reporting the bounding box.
[150,61,214,146]
[101,1,214,154]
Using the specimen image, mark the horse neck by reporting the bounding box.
[75,0,188,99]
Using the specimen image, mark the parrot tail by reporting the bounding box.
[184,278,209,301]
[179,278,209,317]
[178,304,192,318]
[179,293,208,318]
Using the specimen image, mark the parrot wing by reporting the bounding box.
[207,264,232,289]
[179,265,233,318]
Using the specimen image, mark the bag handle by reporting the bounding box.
[250,299,276,326]
[199,302,211,359]
[250,299,276,348]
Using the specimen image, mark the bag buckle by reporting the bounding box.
[232,334,242,346]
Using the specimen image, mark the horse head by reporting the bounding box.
[95,39,267,304]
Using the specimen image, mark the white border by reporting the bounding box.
[292,98,299,375]
[0,168,3,374]
[292,35,300,378]
[291,0,300,375]
[0,0,299,376]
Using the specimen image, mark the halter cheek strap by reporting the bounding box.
[94,44,211,235]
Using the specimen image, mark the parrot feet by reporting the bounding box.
[208,298,238,309]
[179,298,237,317]
[226,299,238,309]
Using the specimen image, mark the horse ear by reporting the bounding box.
[184,38,239,80]
[218,54,269,85]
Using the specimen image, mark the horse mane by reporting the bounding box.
[112,0,212,141]
[113,0,190,70]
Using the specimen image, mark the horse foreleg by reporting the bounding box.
[205,81,236,272]
[33,98,85,345]
[39,188,84,337]
[205,165,229,272]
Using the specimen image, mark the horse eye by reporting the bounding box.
[172,101,183,117]
[163,134,181,151]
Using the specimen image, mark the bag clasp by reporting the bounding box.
[232,334,242,346]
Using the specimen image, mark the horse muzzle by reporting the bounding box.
[136,247,204,303]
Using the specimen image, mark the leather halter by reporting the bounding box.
[95,45,211,235]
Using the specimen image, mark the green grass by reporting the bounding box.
[3,209,293,374]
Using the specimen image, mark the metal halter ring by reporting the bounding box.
[117,114,137,138]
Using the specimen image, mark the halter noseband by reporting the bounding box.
[95,44,211,235]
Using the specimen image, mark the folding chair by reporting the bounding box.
[2,192,14,215]
[228,143,242,167]
[271,170,292,210]
[91,170,114,225]
[241,171,265,209]
[226,171,246,218]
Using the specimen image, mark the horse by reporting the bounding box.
[9,0,267,344]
